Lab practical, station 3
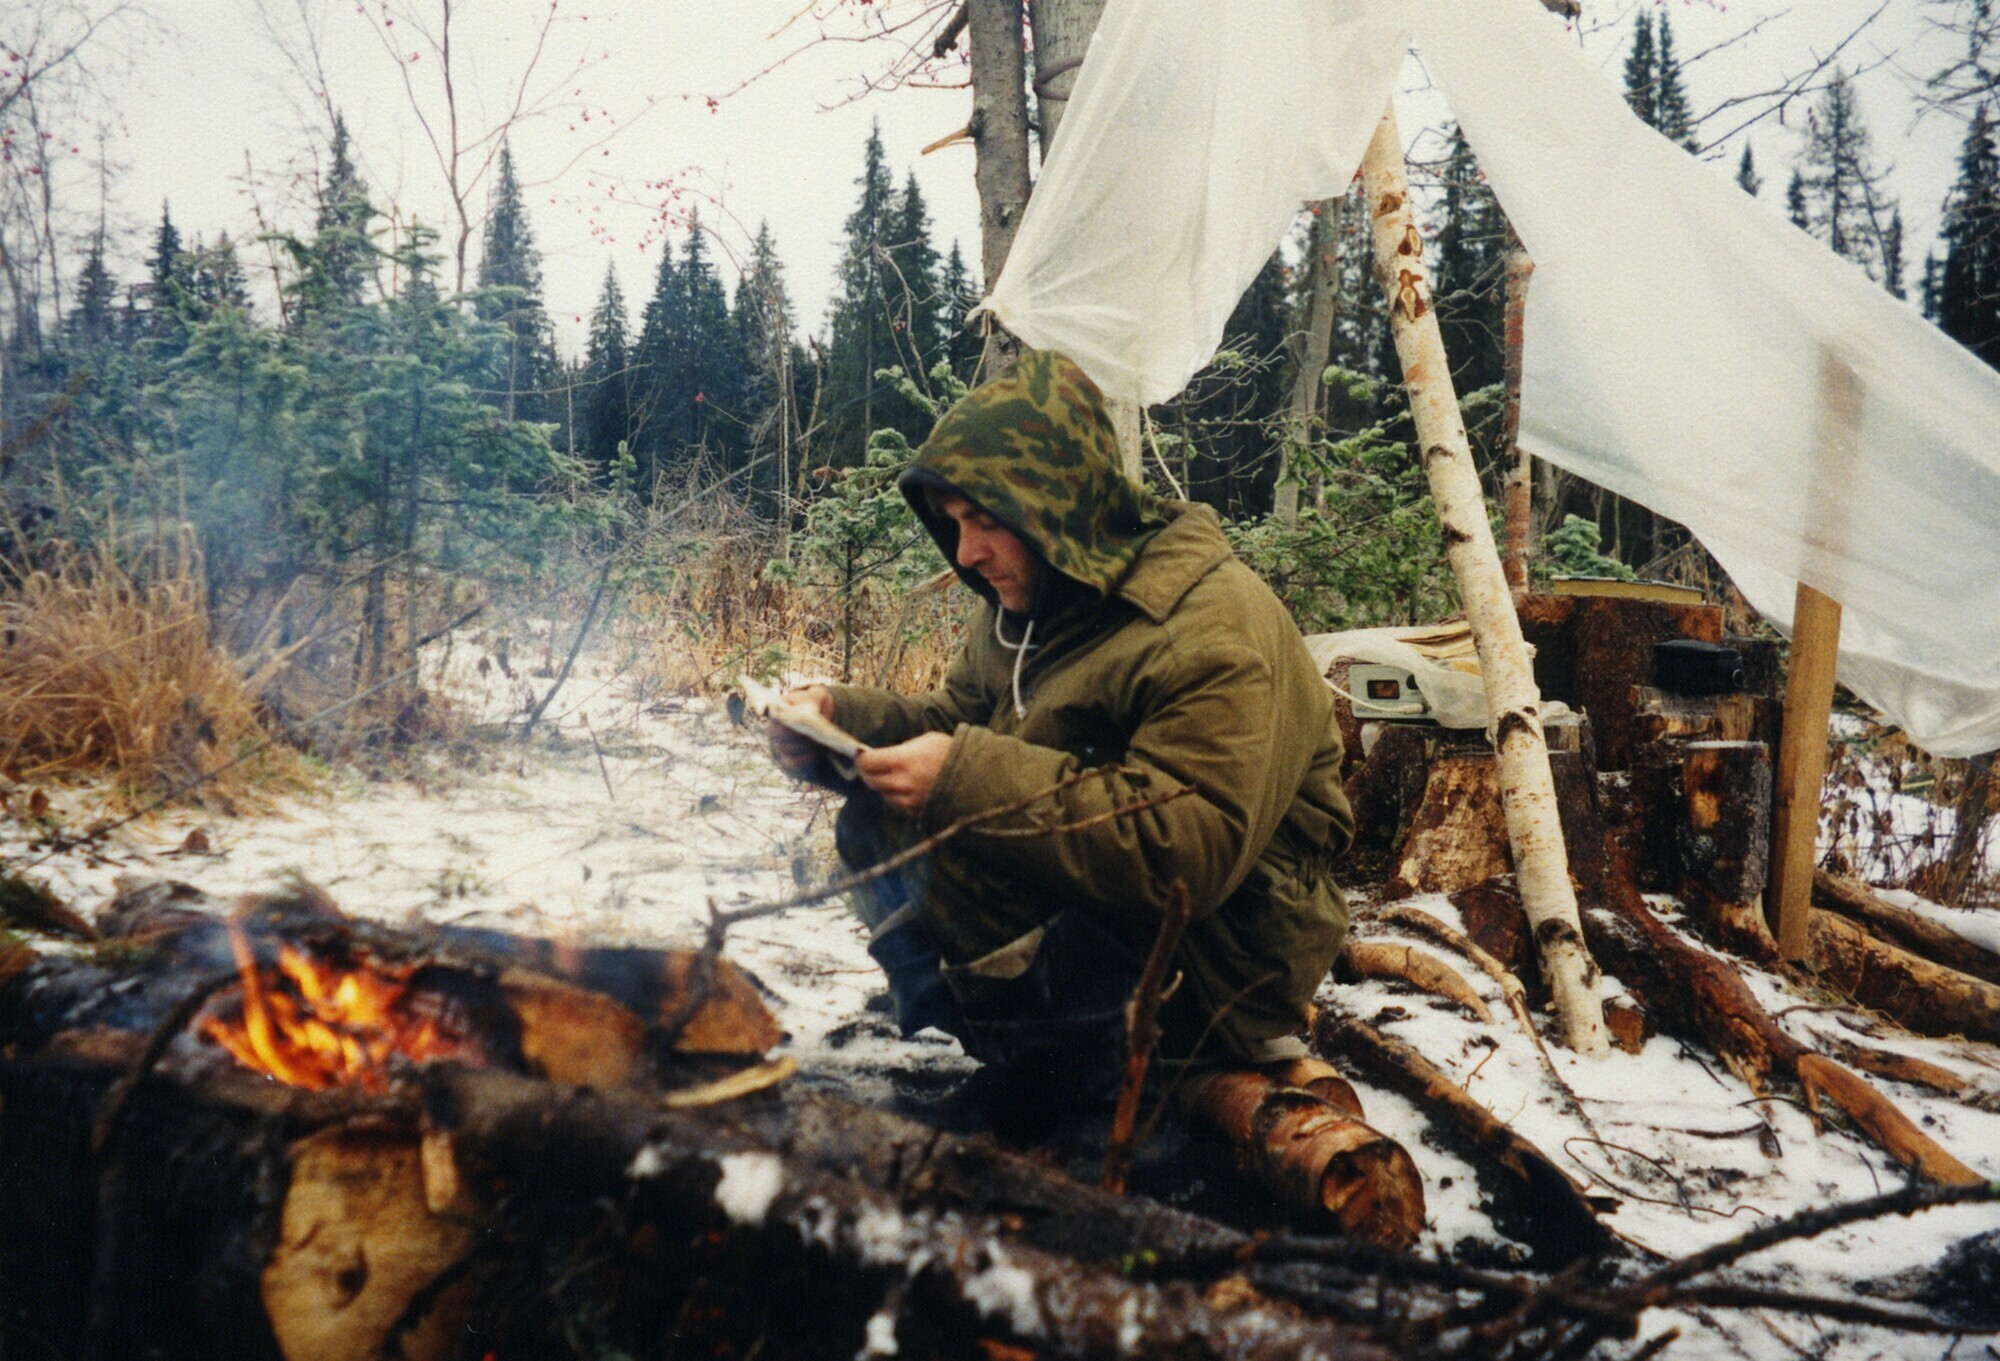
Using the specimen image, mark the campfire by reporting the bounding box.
[199,920,482,1091]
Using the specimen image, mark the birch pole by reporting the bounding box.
[1499,233,1534,597]
[1361,108,1608,1056]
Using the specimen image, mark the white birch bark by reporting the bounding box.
[1360,109,1608,1056]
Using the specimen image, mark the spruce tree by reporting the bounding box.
[144,203,191,347]
[475,143,556,423]
[1786,169,1810,230]
[822,121,906,463]
[71,232,117,346]
[734,221,801,511]
[885,172,946,392]
[1736,144,1763,197]
[583,264,634,474]
[1624,10,1697,151]
[1653,12,1698,151]
[631,244,681,494]
[1882,208,1907,300]
[294,113,378,326]
[1434,125,1506,398]
[938,240,983,379]
[1623,10,1657,126]
[1795,70,1900,286]
[674,213,743,469]
[1940,101,2000,366]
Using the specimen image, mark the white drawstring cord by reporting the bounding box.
[993,611,1038,719]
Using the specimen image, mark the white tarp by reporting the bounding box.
[984,0,2000,757]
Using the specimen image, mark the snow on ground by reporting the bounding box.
[5,642,1998,1360]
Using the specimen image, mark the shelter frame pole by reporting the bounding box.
[1360,106,1608,1056]
[1770,584,1842,959]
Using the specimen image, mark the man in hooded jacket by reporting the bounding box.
[770,350,1353,1089]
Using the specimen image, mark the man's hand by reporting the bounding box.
[766,685,835,779]
[856,732,954,816]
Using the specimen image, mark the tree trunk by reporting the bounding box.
[1805,911,2000,1045]
[1278,199,1343,524]
[967,0,1033,304]
[1361,108,1606,1055]
[1499,236,1533,594]
[1027,0,1107,161]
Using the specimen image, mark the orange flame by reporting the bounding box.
[200,919,472,1090]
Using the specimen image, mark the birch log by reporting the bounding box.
[1361,108,1608,1056]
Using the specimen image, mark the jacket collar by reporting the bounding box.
[1112,502,1231,625]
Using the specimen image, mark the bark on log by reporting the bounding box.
[1580,884,1983,1185]
[1361,108,1607,1056]
[1337,939,1495,1023]
[1316,1013,1616,1265]
[3,1044,1408,1361]
[1679,740,1778,962]
[1805,911,2000,1046]
[1179,1067,1426,1247]
[1812,871,2000,988]
[1386,746,1607,904]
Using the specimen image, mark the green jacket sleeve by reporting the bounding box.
[918,640,1289,926]
[827,642,988,749]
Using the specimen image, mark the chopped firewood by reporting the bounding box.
[262,1126,474,1361]
[1338,938,1494,1022]
[1268,1055,1365,1118]
[1179,1065,1426,1247]
[1813,871,2000,988]
[1603,996,1649,1054]
[1805,910,2000,1046]
[1316,1011,1617,1264]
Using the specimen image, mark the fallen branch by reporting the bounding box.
[1317,1011,1616,1264]
[1339,938,1494,1022]
[519,560,614,742]
[1805,909,2000,1045]
[1103,881,1191,1195]
[1813,870,2000,987]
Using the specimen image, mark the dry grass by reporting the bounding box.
[625,498,962,700]
[0,534,297,808]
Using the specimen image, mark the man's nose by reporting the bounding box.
[957,529,987,566]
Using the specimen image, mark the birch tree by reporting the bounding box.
[1362,110,1609,1056]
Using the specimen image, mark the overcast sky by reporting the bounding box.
[93,0,1961,359]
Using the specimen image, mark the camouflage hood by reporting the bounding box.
[899,350,1166,606]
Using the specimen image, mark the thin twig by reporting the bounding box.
[1103,881,1192,1194]
[707,765,1178,938]
[520,560,615,742]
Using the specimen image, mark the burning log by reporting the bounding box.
[1179,1062,1427,1248]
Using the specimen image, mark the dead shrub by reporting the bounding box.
[0,533,296,807]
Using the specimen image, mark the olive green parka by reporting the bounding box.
[828,351,1353,1061]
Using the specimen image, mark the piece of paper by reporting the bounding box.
[740,676,868,761]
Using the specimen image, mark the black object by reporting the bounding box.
[1653,640,1747,695]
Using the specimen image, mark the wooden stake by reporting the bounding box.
[1770,583,1842,959]
[1770,349,1862,961]
[1360,107,1608,1056]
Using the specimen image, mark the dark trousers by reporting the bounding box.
[834,792,1145,1100]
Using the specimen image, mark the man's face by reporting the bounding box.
[937,495,1044,614]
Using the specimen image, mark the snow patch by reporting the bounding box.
[625,1143,667,1180]
[713,1151,785,1226]
[859,1307,898,1357]
[961,1243,1042,1337]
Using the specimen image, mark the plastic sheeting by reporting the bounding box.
[983,0,2000,756]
